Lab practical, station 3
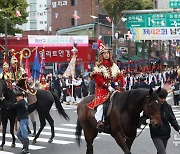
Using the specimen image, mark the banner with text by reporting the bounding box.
[134,27,180,40]
[28,35,89,47]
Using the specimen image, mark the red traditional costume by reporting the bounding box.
[0,62,12,89]
[39,76,49,90]
[88,60,124,109]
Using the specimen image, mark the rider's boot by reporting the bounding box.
[96,121,104,133]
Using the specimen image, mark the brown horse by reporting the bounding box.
[75,88,162,154]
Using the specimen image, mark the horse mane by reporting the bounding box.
[0,79,15,103]
[114,89,150,112]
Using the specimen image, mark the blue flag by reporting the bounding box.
[32,51,40,80]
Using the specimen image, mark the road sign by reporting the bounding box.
[146,13,166,27]
[126,14,146,28]
[126,12,180,29]
[166,13,180,27]
[169,0,180,8]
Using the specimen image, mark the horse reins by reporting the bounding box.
[119,90,148,140]
[13,84,29,94]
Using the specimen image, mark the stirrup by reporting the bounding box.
[96,121,104,133]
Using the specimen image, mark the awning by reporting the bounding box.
[56,23,95,35]
[122,55,142,61]
[130,55,142,61]
[119,58,128,63]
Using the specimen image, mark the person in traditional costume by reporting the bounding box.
[0,61,12,89]
[39,75,49,90]
[10,53,37,104]
[87,42,125,132]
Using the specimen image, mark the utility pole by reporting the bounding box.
[4,17,9,63]
[112,18,117,63]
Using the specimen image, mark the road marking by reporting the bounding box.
[173,111,180,114]
[40,131,85,139]
[0,133,73,145]
[0,152,14,154]
[166,96,171,101]
[0,139,45,150]
[45,126,76,132]
[62,124,76,127]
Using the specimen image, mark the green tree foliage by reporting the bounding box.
[100,0,153,21]
[0,0,28,35]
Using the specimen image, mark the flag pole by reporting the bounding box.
[34,71,36,87]
[71,44,77,103]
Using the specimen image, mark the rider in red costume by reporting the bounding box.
[88,42,125,132]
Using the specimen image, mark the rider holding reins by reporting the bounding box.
[87,40,125,132]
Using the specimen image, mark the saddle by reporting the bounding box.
[93,90,119,134]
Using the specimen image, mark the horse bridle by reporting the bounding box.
[119,91,152,140]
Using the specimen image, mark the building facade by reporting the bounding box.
[152,0,171,9]
[20,0,50,32]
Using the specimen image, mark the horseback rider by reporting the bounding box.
[87,42,125,132]
[10,53,37,104]
[0,61,12,89]
[10,54,27,89]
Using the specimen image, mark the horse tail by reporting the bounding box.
[51,92,70,121]
[75,118,82,147]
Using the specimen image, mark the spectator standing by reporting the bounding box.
[138,76,150,89]
[171,78,180,106]
[89,75,95,95]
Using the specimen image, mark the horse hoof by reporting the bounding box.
[0,146,3,151]
[11,144,16,148]
[48,139,53,143]
[32,140,37,144]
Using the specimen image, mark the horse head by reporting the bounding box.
[0,79,8,100]
[143,88,162,128]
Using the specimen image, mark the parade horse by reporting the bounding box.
[75,88,162,154]
[0,79,69,148]
[0,79,16,150]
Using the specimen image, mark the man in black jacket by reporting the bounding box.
[138,76,150,89]
[140,88,180,154]
[171,78,180,106]
[4,91,29,154]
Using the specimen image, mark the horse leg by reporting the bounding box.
[14,117,18,131]
[46,113,54,143]
[9,118,16,148]
[126,138,135,151]
[0,118,8,150]
[0,115,2,131]
[32,114,46,144]
[112,131,131,154]
[82,123,98,154]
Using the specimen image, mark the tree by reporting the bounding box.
[99,0,153,62]
[0,0,28,35]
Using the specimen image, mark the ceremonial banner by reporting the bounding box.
[32,50,40,80]
[28,35,88,47]
[134,27,180,40]
[25,57,31,78]
[63,53,76,78]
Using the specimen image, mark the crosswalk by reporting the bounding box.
[0,122,103,154]
[1,95,180,153]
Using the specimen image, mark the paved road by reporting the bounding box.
[0,93,180,154]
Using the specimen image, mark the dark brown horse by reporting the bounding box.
[0,78,69,150]
[75,88,162,154]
